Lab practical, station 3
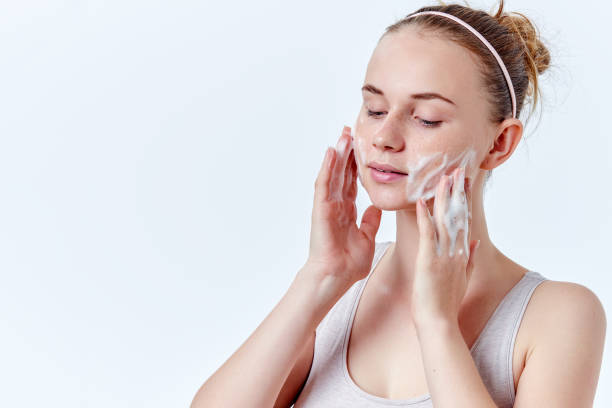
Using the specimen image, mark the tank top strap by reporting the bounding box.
[470,270,548,407]
[314,241,392,337]
[296,241,394,407]
[296,242,547,408]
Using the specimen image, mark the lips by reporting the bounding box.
[368,161,408,175]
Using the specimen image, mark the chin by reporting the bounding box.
[363,184,419,211]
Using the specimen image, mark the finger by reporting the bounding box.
[451,166,468,257]
[314,147,335,203]
[416,197,436,254]
[330,130,351,201]
[359,204,382,242]
[451,166,466,201]
[339,126,353,169]
[465,174,473,242]
[433,173,452,252]
[343,147,357,200]
[343,125,352,140]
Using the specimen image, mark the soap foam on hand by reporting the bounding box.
[404,149,475,257]
[440,166,470,258]
[328,132,354,203]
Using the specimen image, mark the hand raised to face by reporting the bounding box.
[412,166,480,325]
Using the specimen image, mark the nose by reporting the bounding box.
[371,116,405,152]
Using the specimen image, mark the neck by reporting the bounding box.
[383,171,502,297]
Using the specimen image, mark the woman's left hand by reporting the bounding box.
[411,166,480,327]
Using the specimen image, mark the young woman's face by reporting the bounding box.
[353,26,497,210]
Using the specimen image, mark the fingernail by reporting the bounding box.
[340,137,349,153]
[476,239,481,250]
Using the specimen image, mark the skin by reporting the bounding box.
[349,25,524,318]
[191,24,606,408]
[341,27,526,332]
[319,25,605,406]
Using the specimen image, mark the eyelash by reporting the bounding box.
[366,109,442,128]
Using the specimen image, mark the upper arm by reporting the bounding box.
[273,330,316,408]
[513,282,607,407]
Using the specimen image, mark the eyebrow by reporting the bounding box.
[361,83,456,106]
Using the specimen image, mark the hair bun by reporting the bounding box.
[496,11,551,75]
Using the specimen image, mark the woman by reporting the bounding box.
[192,2,606,407]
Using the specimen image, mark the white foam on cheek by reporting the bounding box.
[354,130,367,166]
[404,152,445,202]
[349,126,475,257]
[403,148,476,257]
[404,148,476,203]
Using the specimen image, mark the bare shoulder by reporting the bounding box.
[513,278,607,406]
[526,279,606,334]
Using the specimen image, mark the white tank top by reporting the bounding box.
[294,240,547,407]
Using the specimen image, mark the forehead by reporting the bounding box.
[365,26,484,103]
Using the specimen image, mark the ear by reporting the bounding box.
[480,118,523,171]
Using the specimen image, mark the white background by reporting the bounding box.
[0,0,610,406]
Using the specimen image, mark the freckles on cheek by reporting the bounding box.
[351,122,478,203]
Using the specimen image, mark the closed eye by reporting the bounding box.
[366,110,442,128]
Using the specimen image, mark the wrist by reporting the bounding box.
[414,314,458,336]
[292,265,351,320]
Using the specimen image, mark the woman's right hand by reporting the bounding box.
[303,125,382,294]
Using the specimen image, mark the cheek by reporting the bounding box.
[351,128,368,168]
[352,116,482,195]
[403,147,478,201]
